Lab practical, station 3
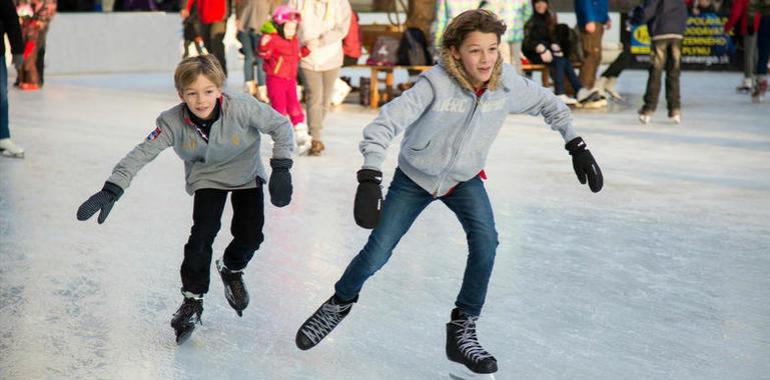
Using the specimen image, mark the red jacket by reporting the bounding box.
[185,0,226,25]
[343,11,362,58]
[258,33,310,80]
[725,0,761,35]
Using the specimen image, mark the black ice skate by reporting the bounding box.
[446,308,497,379]
[170,294,203,345]
[216,259,249,317]
[295,295,358,350]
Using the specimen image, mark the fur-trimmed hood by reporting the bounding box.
[438,48,504,92]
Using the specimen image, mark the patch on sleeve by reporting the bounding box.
[146,126,162,141]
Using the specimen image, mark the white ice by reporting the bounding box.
[1,69,769,380]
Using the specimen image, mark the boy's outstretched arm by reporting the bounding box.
[509,76,603,193]
[355,77,435,229]
[77,117,175,223]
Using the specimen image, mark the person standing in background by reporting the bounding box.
[0,0,25,158]
[748,0,770,102]
[14,0,55,90]
[290,0,351,156]
[235,0,277,102]
[725,0,761,93]
[631,0,687,124]
[181,0,228,76]
[496,0,531,73]
[574,0,610,106]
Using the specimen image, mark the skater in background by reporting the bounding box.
[258,5,312,154]
[235,0,277,102]
[0,0,25,158]
[181,0,228,76]
[494,0,531,73]
[295,9,602,378]
[631,0,687,124]
[725,0,761,93]
[522,0,596,106]
[75,55,295,344]
[749,0,770,102]
[290,0,351,156]
[14,0,55,90]
[574,0,610,108]
[181,1,208,58]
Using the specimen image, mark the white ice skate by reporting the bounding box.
[294,123,312,156]
[638,112,652,125]
[331,78,352,106]
[0,138,25,158]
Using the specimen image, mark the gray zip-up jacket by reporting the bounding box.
[107,92,295,195]
[360,50,578,197]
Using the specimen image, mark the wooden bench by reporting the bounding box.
[348,64,432,109]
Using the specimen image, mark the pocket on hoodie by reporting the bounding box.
[402,140,448,176]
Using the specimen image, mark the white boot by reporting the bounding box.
[0,138,25,158]
[294,123,312,155]
[244,80,257,96]
[330,78,352,106]
[556,94,578,105]
[256,85,269,103]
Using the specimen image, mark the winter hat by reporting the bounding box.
[272,5,301,24]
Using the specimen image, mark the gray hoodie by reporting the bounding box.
[359,52,578,197]
[107,93,295,195]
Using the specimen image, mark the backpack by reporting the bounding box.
[397,27,432,66]
[366,36,401,66]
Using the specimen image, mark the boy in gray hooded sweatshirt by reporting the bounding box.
[76,55,295,344]
[295,9,603,377]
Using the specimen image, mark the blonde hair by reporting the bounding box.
[174,55,226,92]
[441,9,507,52]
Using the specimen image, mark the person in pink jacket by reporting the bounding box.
[259,5,312,154]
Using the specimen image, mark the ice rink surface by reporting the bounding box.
[1,69,769,379]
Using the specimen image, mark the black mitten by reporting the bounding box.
[76,182,124,224]
[565,137,603,193]
[354,169,383,229]
[269,158,293,207]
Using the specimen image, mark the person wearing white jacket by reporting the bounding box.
[290,0,351,155]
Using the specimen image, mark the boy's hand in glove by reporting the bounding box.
[565,137,603,193]
[269,158,293,207]
[354,169,383,229]
[76,182,124,224]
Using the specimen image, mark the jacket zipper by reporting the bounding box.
[432,92,482,197]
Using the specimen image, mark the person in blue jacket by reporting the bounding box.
[574,0,610,104]
[294,9,603,378]
[631,0,687,124]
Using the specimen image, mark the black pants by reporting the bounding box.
[181,187,264,295]
[201,21,227,76]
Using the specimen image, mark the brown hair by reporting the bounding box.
[441,9,507,52]
[174,55,226,93]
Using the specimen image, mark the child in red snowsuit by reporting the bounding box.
[258,5,312,154]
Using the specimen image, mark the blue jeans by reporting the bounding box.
[549,56,582,95]
[0,62,9,140]
[334,169,499,316]
[238,29,265,85]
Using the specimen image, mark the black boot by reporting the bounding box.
[170,293,203,345]
[295,294,357,350]
[216,259,249,317]
[446,308,498,374]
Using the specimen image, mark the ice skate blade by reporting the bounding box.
[448,363,496,380]
[0,151,24,159]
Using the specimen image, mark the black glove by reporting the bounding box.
[565,137,603,193]
[354,169,383,229]
[76,182,124,224]
[269,158,293,207]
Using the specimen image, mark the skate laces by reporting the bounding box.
[302,300,353,344]
[177,298,203,324]
[451,315,493,362]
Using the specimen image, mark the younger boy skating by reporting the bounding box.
[76,55,295,344]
